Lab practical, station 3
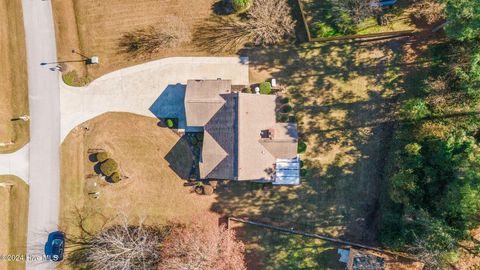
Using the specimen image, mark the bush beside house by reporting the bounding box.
[259,82,272,94]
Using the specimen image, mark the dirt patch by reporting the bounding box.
[0,0,29,153]
[59,113,215,247]
[0,176,29,270]
[52,0,224,82]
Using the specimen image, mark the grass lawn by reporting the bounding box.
[218,38,410,268]
[0,176,29,270]
[0,0,29,153]
[52,0,222,84]
[59,112,215,268]
[300,0,420,38]
[59,38,417,268]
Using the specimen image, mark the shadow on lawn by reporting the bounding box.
[212,37,417,269]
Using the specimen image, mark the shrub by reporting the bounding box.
[191,136,198,146]
[232,0,252,12]
[100,159,119,177]
[401,99,431,121]
[281,105,292,113]
[277,114,288,122]
[96,152,109,163]
[259,82,272,94]
[166,119,174,128]
[287,115,297,123]
[280,97,290,104]
[109,172,122,183]
[300,168,308,177]
[298,142,307,154]
[313,22,338,37]
[203,185,214,195]
[196,133,204,141]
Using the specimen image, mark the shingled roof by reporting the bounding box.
[184,80,231,127]
[201,94,237,179]
[184,80,298,182]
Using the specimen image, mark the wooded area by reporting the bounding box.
[380,0,480,268]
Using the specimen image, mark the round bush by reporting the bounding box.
[100,159,119,177]
[203,185,214,195]
[298,142,307,154]
[196,133,204,141]
[277,115,288,122]
[281,97,290,104]
[232,0,252,12]
[281,105,292,113]
[96,152,109,163]
[109,172,122,183]
[259,82,272,95]
[166,119,174,128]
[300,168,308,177]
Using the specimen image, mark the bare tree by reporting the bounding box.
[333,0,380,24]
[408,237,449,270]
[413,0,446,25]
[246,0,296,45]
[68,214,170,270]
[159,214,246,270]
[194,0,295,53]
[119,16,191,57]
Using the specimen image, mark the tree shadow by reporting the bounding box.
[212,35,423,268]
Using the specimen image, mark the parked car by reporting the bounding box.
[44,231,65,262]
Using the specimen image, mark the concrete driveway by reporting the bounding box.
[61,57,249,141]
[0,144,29,181]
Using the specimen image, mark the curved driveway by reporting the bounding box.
[17,1,248,269]
[61,57,249,141]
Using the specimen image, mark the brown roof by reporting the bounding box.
[260,123,298,159]
[237,94,298,181]
[184,80,231,127]
[185,81,298,181]
[201,94,237,179]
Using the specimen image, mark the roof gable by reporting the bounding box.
[184,80,231,127]
[199,131,228,179]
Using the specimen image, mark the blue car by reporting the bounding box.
[44,231,65,262]
[371,0,397,7]
[379,0,397,7]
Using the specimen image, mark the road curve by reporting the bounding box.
[22,0,60,269]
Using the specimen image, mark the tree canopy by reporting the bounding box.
[445,0,480,41]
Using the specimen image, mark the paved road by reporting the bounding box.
[61,57,249,141]
[22,0,60,268]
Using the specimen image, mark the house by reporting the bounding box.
[338,248,385,270]
[184,79,300,185]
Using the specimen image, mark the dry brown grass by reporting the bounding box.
[0,0,29,153]
[52,0,222,82]
[59,112,216,267]
[0,175,29,270]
